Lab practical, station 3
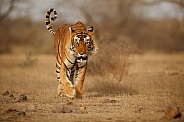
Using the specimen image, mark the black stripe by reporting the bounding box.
[70,72,74,76]
[46,15,49,18]
[58,41,62,61]
[70,70,75,74]
[70,73,74,79]
[56,61,61,67]
[58,53,62,62]
[71,71,75,75]
[66,56,74,64]
[48,27,52,30]
[51,17,55,21]
[57,61,61,65]
[71,68,75,74]
[66,70,72,81]
[66,73,70,80]
[57,76,60,79]
[63,61,69,71]
[56,64,60,69]
[50,8,54,12]
[47,11,51,14]
[64,53,74,64]
[54,11,57,14]
[77,64,86,69]
[75,70,78,79]
[57,41,70,72]
[56,70,60,73]
[70,67,75,78]
[46,22,50,25]
[71,67,75,71]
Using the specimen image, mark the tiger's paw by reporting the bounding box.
[76,88,82,98]
[65,87,76,98]
[58,84,64,96]
[63,83,76,98]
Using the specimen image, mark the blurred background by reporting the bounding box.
[0,0,184,54]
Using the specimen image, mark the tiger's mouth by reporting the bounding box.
[76,56,88,63]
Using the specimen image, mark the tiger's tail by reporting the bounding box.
[45,8,57,35]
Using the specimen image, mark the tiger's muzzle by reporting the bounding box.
[76,52,88,63]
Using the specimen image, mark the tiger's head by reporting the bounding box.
[69,21,97,63]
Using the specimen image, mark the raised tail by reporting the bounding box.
[45,8,57,35]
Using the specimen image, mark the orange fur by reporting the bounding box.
[45,9,97,98]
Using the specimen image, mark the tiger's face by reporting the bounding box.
[70,26,95,63]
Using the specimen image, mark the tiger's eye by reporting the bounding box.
[84,35,90,44]
[74,36,80,44]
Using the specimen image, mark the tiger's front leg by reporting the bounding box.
[59,62,76,98]
[75,65,87,98]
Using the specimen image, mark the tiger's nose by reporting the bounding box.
[79,52,85,56]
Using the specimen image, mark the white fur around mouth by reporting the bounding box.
[77,58,83,63]
[76,56,88,63]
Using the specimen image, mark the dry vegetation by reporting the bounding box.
[0,53,184,121]
[1,0,184,54]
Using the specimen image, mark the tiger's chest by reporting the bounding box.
[65,61,86,82]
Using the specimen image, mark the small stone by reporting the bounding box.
[102,99,117,103]
[3,91,10,96]
[80,106,86,111]
[18,94,27,102]
[102,99,111,103]
[72,109,88,114]
[9,94,16,100]
[62,107,72,113]
[111,100,117,103]
[52,107,72,113]
[67,102,73,105]
[164,105,182,120]
[6,103,35,113]
[18,111,26,116]
[9,94,14,97]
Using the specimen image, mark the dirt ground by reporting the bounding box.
[0,53,184,122]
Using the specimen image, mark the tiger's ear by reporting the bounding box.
[69,27,75,33]
[88,26,94,35]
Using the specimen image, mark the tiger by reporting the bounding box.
[45,8,97,98]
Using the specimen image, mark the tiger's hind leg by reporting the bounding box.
[56,62,65,96]
[57,83,65,96]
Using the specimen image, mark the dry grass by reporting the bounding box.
[86,76,138,95]
[0,53,184,121]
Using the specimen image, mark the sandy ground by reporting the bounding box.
[0,53,184,122]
